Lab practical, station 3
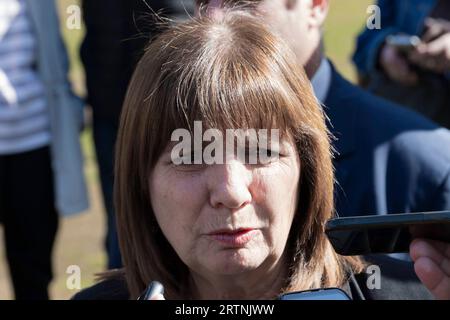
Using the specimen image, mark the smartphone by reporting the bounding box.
[325,211,450,256]
[278,288,350,300]
[386,34,421,53]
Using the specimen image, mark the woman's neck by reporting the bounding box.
[188,255,288,300]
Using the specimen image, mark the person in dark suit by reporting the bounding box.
[194,0,450,219]
[353,0,450,129]
[325,64,450,217]
[81,0,152,270]
[81,0,193,269]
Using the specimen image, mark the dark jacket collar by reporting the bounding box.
[323,62,358,160]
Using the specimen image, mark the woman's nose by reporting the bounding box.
[208,160,252,209]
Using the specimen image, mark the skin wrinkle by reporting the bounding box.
[149,138,300,299]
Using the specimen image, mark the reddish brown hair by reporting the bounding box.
[114,10,363,299]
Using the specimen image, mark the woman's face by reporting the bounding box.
[149,135,300,278]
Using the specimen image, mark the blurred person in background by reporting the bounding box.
[194,0,450,219]
[0,0,88,299]
[353,0,450,129]
[80,0,194,270]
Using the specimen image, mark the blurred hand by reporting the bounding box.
[410,238,450,300]
[409,33,450,74]
[379,44,419,86]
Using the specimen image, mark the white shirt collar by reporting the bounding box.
[311,58,332,103]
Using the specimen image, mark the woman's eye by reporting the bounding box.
[171,151,198,164]
[261,149,279,158]
[258,148,281,159]
[171,162,206,172]
[247,148,282,165]
[169,147,283,168]
[170,152,206,171]
[235,146,282,165]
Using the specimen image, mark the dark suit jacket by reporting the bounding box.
[325,65,450,217]
[81,0,177,122]
[71,255,433,300]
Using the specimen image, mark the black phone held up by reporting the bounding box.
[386,34,422,53]
[325,211,450,256]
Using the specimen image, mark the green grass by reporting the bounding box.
[324,0,373,81]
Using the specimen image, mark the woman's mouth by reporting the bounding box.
[207,228,258,247]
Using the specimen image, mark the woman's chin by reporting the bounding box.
[202,247,267,275]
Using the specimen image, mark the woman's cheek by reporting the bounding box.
[259,162,299,237]
[158,171,207,238]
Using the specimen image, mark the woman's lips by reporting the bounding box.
[208,228,258,247]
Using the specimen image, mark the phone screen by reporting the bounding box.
[386,34,421,53]
[279,288,351,300]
